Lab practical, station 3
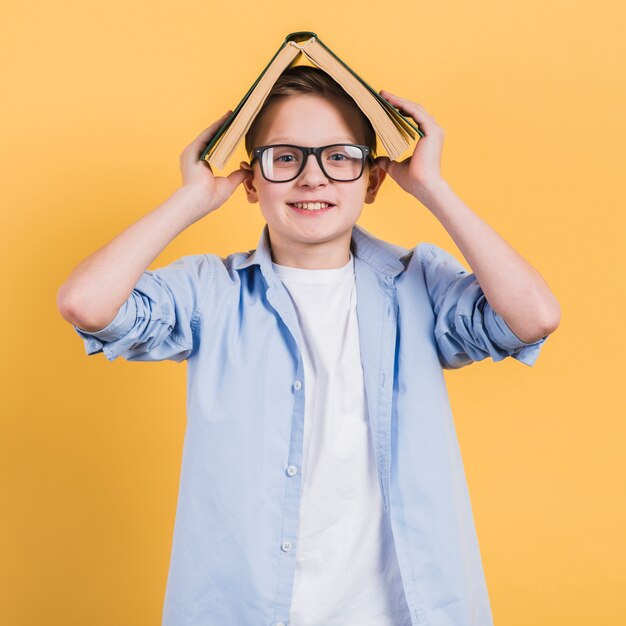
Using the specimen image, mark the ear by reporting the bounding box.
[364,160,387,204]
[240,161,259,203]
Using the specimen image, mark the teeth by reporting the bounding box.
[293,202,330,210]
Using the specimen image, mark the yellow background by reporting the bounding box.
[1,1,624,624]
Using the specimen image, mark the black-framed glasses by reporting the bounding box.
[250,144,372,183]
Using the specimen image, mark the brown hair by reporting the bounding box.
[244,65,377,158]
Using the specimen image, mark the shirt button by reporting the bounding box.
[281,540,292,552]
[293,380,302,391]
[286,465,298,476]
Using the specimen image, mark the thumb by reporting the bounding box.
[226,167,253,187]
[212,168,252,208]
[375,156,394,176]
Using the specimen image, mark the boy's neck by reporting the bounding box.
[268,228,353,270]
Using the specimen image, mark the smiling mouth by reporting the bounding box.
[287,202,335,211]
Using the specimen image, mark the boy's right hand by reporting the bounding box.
[179,111,253,217]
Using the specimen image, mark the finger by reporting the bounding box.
[374,155,407,179]
[184,112,233,163]
[216,168,253,202]
[374,156,392,173]
[229,167,253,184]
[182,149,209,172]
[383,94,428,118]
[189,110,233,148]
[187,111,232,155]
[379,90,435,130]
[380,90,427,112]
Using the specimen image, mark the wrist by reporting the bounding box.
[411,176,451,208]
[176,184,217,220]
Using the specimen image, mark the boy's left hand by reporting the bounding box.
[375,90,446,203]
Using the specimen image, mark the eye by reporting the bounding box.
[270,147,301,165]
[276,154,296,163]
[328,152,348,161]
[323,145,361,163]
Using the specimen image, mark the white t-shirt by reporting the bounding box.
[272,251,412,626]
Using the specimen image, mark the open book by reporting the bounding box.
[201,31,424,170]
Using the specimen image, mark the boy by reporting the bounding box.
[57,66,560,626]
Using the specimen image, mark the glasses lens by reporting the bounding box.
[260,146,304,182]
[320,145,365,181]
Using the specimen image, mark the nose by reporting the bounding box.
[297,152,329,186]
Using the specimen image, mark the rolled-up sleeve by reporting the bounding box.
[419,242,548,369]
[73,254,213,363]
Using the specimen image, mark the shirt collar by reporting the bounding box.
[233,223,410,281]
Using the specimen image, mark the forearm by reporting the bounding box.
[57,185,207,331]
[419,179,561,343]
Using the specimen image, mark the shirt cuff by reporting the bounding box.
[73,297,138,356]
[486,306,548,366]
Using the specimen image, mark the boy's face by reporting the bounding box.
[241,94,386,268]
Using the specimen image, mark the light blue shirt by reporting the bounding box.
[74,223,548,626]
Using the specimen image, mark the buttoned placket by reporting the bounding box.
[353,257,426,626]
[353,260,399,515]
[378,274,399,513]
[263,276,308,626]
